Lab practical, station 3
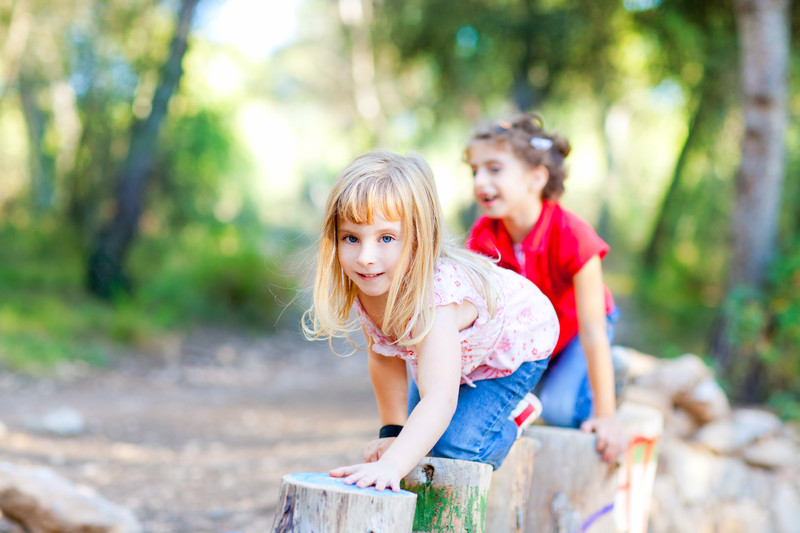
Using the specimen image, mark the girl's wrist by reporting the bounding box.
[379,424,404,439]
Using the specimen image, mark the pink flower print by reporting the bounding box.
[454,280,461,287]
[494,337,512,353]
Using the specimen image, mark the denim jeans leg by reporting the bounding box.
[408,358,549,470]
[535,308,621,428]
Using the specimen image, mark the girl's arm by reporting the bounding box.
[330,303,463,491]
[368,345,409,427]
[573,255,625,463]
[360,344,408,463]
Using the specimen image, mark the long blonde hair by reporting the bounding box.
[303,150,498,348]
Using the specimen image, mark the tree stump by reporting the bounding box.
[524,426,619,533]
[614,402,663,533]
[485,436,537,533]
[402,457,493,533]
[270,472,418,533]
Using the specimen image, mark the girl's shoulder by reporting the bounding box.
[432,259,484,306]
[545,202,604,245]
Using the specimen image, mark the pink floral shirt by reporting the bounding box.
[353,259,559,386]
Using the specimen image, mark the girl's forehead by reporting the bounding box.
[336,208,402,226]
[467,139,513,162]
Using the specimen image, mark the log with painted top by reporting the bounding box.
[402,457,493,533]
[485,436,537,533]
[614,402,663,533]
[270,472,418,533]
[524,426,619,533]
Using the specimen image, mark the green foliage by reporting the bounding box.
[634,259,719,359]
[0,220,303,373]
[129,225,303,329]
[717,241,800,419]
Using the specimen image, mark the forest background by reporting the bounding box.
[0,0,798,420]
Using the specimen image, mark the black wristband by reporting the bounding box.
[379,424,404,439]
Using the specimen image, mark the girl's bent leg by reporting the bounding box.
[535,337,591,428]
[409,359,548,470]
[535,308,621,428]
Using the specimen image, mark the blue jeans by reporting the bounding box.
[533,307,621,428]
[407,358,549,470]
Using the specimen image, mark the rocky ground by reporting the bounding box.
[0,327,379,533]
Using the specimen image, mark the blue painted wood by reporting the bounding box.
[287,472,415,497]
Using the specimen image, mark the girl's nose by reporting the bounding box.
[473,168,488,188]
[357,244,375,265]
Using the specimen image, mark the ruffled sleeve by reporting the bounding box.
[432,260,490,330]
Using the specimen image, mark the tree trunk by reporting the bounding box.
[524,426,618,533]
[270,472,417,533]
[19,73,55,211]
[338,0,387,144]
[0,0,32,107]
[642,86,708,270]
[485,436,537,533]
[711,0,789,401]
[402,457,493,533]
[87,0,200,298]
[512,0,537,112]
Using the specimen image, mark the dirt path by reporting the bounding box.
[0,327,379,533]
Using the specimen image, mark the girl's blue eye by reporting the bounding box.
[380,235,394,243]
[344,235,358,243]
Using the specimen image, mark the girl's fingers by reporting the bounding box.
[329,465,357,477]
[356,474,375,488]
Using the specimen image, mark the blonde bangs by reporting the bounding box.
[335,175,404,225]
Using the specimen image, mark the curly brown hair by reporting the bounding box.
[467,113,571,201]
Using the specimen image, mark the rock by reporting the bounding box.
[622,385,672,416]
[663,408,700,439]
[742,437,800,469]
[632,353,714,403]
[694,408,782,454]
[614,346,658,380]
[773,480,800,533]
[715,499,771,533]
[674,378,731,424]
[656,438,718,503]
[0,462,142,533]
[35,407,86,437]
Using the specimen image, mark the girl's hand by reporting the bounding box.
[364,437,395,463]
[329,460,402,492]
[581,416,626,464]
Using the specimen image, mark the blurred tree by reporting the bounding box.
[87,0,200,298]
[638,3,739,270]
[339,0,388,144]
[373,0,625,124]
[0,0,31,107]
[711,0,790,402]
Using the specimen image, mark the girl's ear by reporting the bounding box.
[529,165,549,193]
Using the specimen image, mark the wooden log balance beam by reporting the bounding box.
[614,402,663,533]
[485,436,537,533]
[270,472,418,533]
[402,457,493,533]
[524,426,619,533]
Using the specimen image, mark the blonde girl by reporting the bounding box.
[304,150,558,491]
[465,113,624,463]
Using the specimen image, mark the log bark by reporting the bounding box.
[485,436,537,533]
[270,472,417,533]
[402,457,493,533]
[524,426,618,533]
